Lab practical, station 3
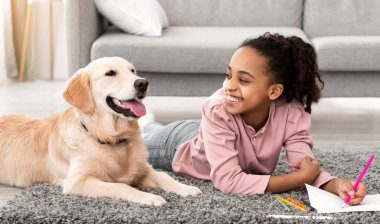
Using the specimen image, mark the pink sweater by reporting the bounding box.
[172,89,335,195]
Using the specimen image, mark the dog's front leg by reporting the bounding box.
[63,177,167,206]
[141,166,202,197]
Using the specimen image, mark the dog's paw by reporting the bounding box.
[176,184,203,197]
[130,192,167,207]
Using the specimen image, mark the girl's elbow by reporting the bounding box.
[212,177,264,195]
[214,182,234,194]
[212,178,234,194]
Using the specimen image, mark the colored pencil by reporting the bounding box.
[274,195,291,211]
[267,215,334,220]
[276,195,306,211]
[287,196,306,209]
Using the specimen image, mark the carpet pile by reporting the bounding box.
[0,150,379,223]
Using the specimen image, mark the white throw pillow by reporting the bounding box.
[94,0,169,37]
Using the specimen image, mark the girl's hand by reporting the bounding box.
[335,179,367,205]
[293,156,321,184]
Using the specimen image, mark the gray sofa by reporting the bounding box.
[65,0,380,97]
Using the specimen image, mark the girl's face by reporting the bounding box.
[223,46,278,116]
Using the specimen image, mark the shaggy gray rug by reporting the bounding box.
[0,150,379,224]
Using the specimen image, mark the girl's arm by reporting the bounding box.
[266,173,304,193]
[266,156,320,193]
[283,104,335,188]
[284,105,367,205]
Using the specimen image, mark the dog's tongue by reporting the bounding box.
[120,100,146,117]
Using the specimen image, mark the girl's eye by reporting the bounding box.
[105,70,116,76]
[239,79,249,84]
[225,73,231,79]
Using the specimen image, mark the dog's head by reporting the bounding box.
[63,57,148,119]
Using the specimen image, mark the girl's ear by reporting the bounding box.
[63,69,95,115]
[268,83,284,100]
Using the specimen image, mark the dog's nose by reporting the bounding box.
[134,79,149,91]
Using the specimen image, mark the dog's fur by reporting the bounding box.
[0,57,201,206]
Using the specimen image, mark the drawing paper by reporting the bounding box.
[306,184,380,213]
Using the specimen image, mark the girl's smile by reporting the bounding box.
[225,94,242,105]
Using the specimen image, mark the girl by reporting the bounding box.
[141,33,367,205]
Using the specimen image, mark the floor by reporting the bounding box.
[1,79,380,207]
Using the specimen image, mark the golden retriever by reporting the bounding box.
[0,57,202,206]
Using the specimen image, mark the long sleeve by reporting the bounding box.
[284,104,335,188]
[201,103,270,195]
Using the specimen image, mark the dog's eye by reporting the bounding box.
[131,69,135,73]
[105,70,116,76]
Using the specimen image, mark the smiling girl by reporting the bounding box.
[141,33,367,205]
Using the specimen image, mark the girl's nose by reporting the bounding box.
[223,78,237,91]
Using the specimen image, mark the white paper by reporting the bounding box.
[306,184,380,213]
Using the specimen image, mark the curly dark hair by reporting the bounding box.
[240,32,324,113]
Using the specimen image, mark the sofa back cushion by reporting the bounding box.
[158,0,303,27]
[304,0,380,37]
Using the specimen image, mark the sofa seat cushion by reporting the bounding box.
[92,26,308,73]
[312,36,380,72]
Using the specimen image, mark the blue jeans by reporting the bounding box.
[141,120,200,171]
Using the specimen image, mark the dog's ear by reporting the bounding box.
[63,69,95,115]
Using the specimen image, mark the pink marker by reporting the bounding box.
[342,154,375,208]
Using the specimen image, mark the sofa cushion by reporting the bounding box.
[312,36,380,71]
[158,0,303,27]
[91,27,308,73]
[304,0,380,37]
[94,0,168,37]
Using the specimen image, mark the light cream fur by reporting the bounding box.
[0,57,201,206]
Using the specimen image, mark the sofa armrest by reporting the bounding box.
[65,0,107,76]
